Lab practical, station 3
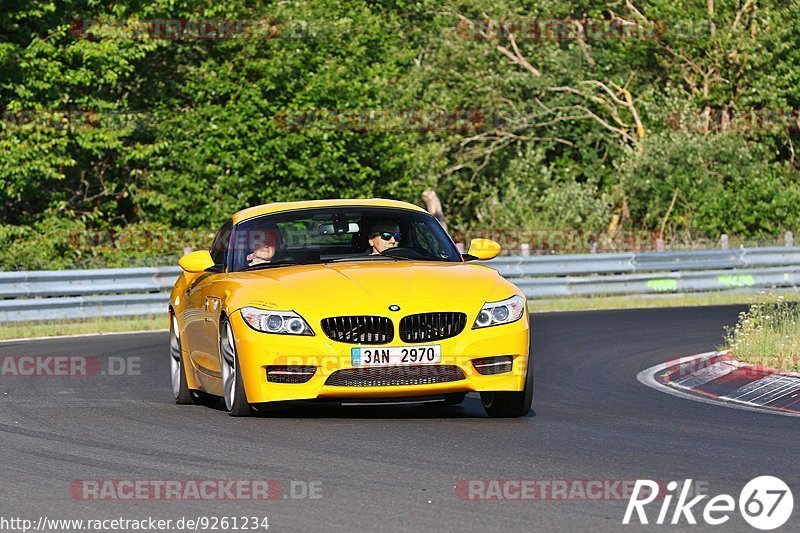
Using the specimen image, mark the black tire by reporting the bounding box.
[227,351,253,417]
[220,318,254,417]
[480,355,534,418]
[170,314,195,405]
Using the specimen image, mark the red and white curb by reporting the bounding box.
[637,351,800,417]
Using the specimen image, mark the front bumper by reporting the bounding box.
[229,311,530,404]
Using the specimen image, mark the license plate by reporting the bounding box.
[351,345,441,366]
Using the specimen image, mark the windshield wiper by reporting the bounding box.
[327,255,411,263]
[238,260,316,272]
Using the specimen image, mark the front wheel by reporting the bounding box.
[171,314,220,406]
[480,356,533,418]
[170,314,195,405]
[220,318,254,417]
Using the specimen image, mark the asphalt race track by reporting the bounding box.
[1,306,797,532]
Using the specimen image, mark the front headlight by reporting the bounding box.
[473,295,525,329]
[240,307,314,336]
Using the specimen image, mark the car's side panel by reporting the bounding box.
[199,276,230,376]
[183,273,221,377]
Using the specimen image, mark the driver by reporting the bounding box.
[247,230,279,266]
[368,220,401,255]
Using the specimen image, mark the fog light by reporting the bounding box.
[472,355,514,375]
[266,366,317,383]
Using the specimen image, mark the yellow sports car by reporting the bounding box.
[169,199,532,417]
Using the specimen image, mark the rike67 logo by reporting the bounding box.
[624,476,794,530]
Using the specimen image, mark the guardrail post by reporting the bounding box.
[720,234,729,249]
[520,243,530,257]
[786,231,794,247]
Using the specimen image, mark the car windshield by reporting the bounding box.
[230,207,462,271]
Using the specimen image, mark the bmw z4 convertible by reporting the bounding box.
[169,199,532,417]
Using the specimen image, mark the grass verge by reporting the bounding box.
[722,296,800,372]
[0,315,166,341]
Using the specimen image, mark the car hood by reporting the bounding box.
[225,261,515,315]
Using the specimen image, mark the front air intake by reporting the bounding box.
[321,316,394,344]
[325,365,466,387]
[399,312,467,342]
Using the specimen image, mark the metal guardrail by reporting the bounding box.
[2,246,800,322]
[489,247,800,298]
[488,247,800,277]
[0,267,179,298]
[0,267,180,323]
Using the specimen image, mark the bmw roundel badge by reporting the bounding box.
[389,305,401,312]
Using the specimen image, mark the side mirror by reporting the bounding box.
[179,250,215,273]
[463,238,502,261]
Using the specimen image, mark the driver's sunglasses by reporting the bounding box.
[372,231,401,241]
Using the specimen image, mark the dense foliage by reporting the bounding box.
[2,1,799,268]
